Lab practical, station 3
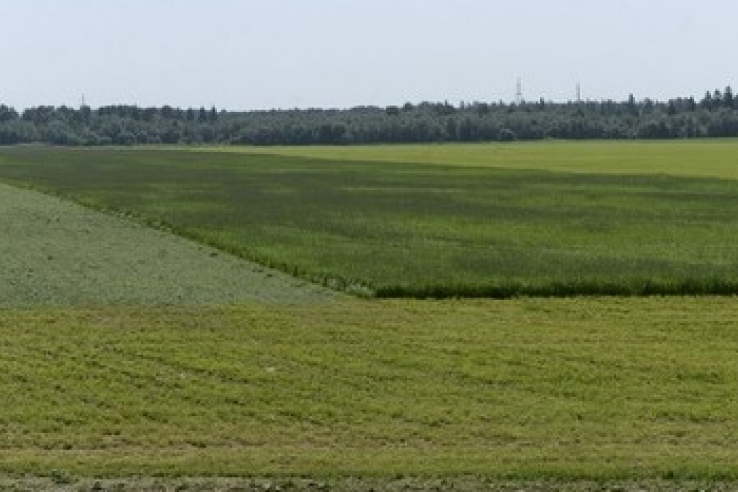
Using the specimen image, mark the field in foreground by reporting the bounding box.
[2,477,737,492]
[2,142,738,297]
[2,298,738,480]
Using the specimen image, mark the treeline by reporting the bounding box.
[1,87,738,146]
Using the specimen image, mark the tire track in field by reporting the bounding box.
[0,183,339,307]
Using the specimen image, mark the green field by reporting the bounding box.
[4,298,738,483]
[200,139,738,179]
[3,142,738,489]
[2,142,738,297]
[0,181,336,307]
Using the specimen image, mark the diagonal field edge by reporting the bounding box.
[0,182,339,307]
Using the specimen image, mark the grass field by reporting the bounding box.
[199,139,738,179]
[3,142,738,489]
[0,181,336,306]
[2,142,738,297]
[3,298,738,482]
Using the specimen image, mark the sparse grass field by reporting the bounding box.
[2,142,738,297]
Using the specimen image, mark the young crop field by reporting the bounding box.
[2,297,738,485]
[1,142,738,297]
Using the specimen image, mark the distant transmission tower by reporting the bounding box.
[516,77,523,104]
[576,82,582,103]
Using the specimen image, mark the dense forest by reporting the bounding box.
[1,87,737,146]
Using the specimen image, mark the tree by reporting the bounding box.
[724,86,734,109]
[4,84,738,147]
[42,120,79,145]
[385,106,400,117]
[0,119,37,143]
[498,128,517,141]
[0,105,18,123]
[667,101,677,116]
[627,94,637,114]
[700,91,714,111]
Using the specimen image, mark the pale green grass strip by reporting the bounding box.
[191,140,738,179]
[0,183,337,306]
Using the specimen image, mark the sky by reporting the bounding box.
[1,0,736,111]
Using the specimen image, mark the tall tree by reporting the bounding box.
[724,86,734,109]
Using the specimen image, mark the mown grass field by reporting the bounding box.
[0,181,335,307]
[2,142,738,297]
[3,298,738,483]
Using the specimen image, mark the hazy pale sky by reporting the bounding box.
[1,0,735,110]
